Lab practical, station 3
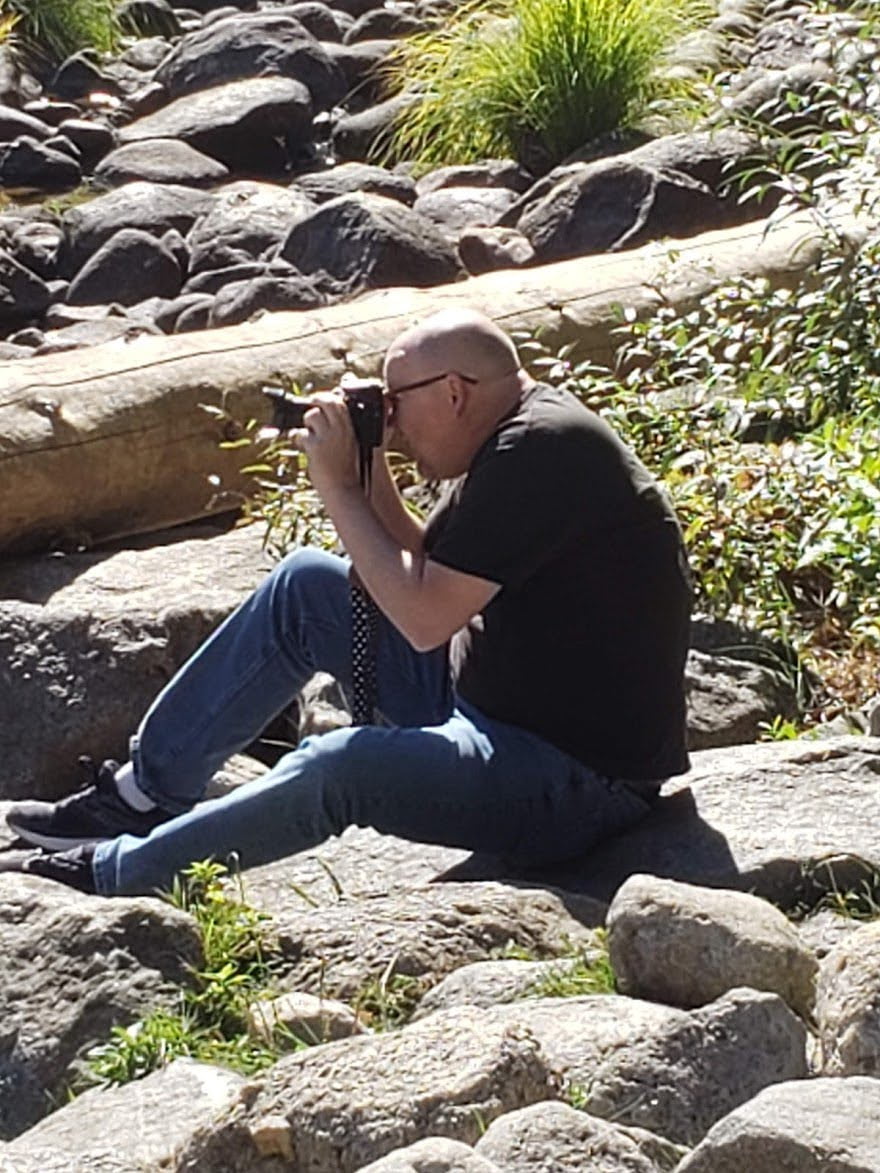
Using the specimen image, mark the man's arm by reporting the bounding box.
[298,398,499,650]
[368,451,426,554]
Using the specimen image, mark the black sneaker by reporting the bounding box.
[0,845,97,894]
[5,756,169,851]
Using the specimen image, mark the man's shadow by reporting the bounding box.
[433,787,740,908]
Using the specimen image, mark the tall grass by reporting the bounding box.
[3,0,121,63]
[377,0,708,175]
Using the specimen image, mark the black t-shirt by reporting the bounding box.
[423,382,692,781]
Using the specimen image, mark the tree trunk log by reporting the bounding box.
[0,214,839,555]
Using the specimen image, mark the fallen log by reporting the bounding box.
[0,212,840,555]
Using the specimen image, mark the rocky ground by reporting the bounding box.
[2,0,880,1169]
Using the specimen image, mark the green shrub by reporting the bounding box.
[377,0,709,175]
[4,0,121,63]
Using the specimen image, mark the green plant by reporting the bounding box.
[524,942,616,999]
[85,860,290,1087]
[3,0,121,62]
[378,0,708,175]
[351,956,430,1031]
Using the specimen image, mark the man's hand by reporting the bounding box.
[295,392,361,500]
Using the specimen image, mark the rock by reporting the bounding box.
[491,988,807,1145]
[606,874,817,1018]
[685,648,798,749]
[185,180,316,273]
[413,186,519,237]
[35,316,162,352]
[0,522,271,800]
[285,2,351,40]
[8,219,63,279]
[1,1059,249,1170]
[816,920,880,1075]
[411,956,596,1019]
[21,100,81,128]
[119,76,314,174]
[94,138,230,188]
[516,158,722,264]
[279,192,463,292]
[296,161,417,205]
[56,119,116,169]
[797,906,866,961]
[59,181,213,277]
[246,990,368,1045]
[269,880,602,999]
[0,876,201,1139]
[0,49,41,109]
[51,51,118,103]
[457,226,535,275]
[416,160,534,196]
[0,105,52,143]
[118,35,175,73]
[0,249,51,324]
[501,737,880,911]
[675,1076,880,1172]
[154,290,215,332]
[118,0,181,39]
[332,93,416,162]
[66,227,183,306]
[475,1101,685,1172]
[358,1137,502,1172]
[343,7,426,43]
[176,1006,555,1172]
[155,11,346,110]
[209,272,325,326]
[0,136,82,192]
[324,39,398,107]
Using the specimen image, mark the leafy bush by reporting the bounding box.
[377,0,709,175]
[4,0,121,63]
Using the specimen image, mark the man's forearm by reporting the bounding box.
[368,453,426,554]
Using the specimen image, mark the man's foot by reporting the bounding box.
[5,757,169,850]
[0,845,97,894]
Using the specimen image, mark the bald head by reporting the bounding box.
[384,308,522,385]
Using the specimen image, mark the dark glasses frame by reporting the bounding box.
[386,371,479,397]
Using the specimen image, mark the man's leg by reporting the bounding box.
[93,700,655,896]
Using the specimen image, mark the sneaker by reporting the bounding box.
[0,845,96,894]
[5,756,169,851]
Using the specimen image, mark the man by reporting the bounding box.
[4,309,692,896]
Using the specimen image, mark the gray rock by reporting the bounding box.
[279,192,462,292]
[606,874,817,1018]
[66,227,183,306]
[247,990,368,1045]
[60,181,213,276]
[416,160,534,197]
[457,226,535,275]
[9,218,63,279]
[797,906,867,961]
[411,956,594,1019]
[0,522,271,800]
[296,162,417,205]
[2,1058,248,1171]
[284,2,350,41]
[324,38,398,105]
[209,272,325,326]
[816,920,880,1075]
[176,1005,555,1172]
[515,158,722,264]
[0,340,33,360]
[0,876,201,1139]
[154,290,216,332]
[332,94,415,162]
[155,11,346,110]
[35,316,162,353]
[269,880,603,999]
[343,6,426,43]
[56,119,116,169]
[0,136,82,192]
[475,1101,685,1172]
[675,1075,880,1172]
[94,138,229,188]
[357,1137,501,1172]
[21,100,81,128]
[413,187,519,237]
[491,988,807,1145]
[0,106,52,143]
[186,180,316,273]
[685,648,798,749]
[0,248,51,323]
[119,75,313,173]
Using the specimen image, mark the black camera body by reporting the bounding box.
[263,377,385,490]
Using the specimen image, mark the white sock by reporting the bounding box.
[114,762,157,812]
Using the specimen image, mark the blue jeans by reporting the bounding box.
[93,549,655,896]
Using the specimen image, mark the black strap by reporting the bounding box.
[350,583,379,726]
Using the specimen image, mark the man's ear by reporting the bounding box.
[448,372,471,416]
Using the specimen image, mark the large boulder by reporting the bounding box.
[154,12,346,110]
[0,136,82,191]
[0,876,201,1139]
[185,180,316,274]
[676,1076,880,1172]
[685,648,798,749]
[0,523,271,801]
[119,76,314,174]
[0,249,51,323]
[278,192,463,292]
[94,138,229,188]
[606,873,817,1018]
[66,227,183,306]
[816,920,880,1076]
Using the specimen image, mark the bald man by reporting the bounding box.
[5,310,692,895]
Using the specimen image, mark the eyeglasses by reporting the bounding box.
[386,371,479,398]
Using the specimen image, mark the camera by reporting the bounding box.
[262,377,385,491]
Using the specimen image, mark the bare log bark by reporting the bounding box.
[0,214,836,554]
